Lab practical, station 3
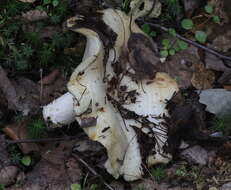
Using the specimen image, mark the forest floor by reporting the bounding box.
[0,0,231,189]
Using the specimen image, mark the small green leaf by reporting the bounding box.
[205,4,213,14]
[212,15,220,24]
[168,28,177,37]
[71,184,81,190]
[52,0,59,7]
[141,24,151,34]
[90,184,98,190]
[43,0,51,5]
[177,40,188,50]
[161,39,171,49]
[160,50,168,57]
[149,31,156,37]
[0,184,5,190]
[174,46,180,52]
[21,156,31,166]
[36,5,44,11]
[181,19,194,30]
[169,49,175,56]
[195,31,207,43]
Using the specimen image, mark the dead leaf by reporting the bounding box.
[191,63,215,89]
[3,120,40,154]
[40,74,67,105]
[21,10,48,22]
[17,141,82,189]
[40,26,61,39]
[110,181,125,190]
[182,0,201,17]
[209,0,230,24]
[0,166,19,186]
[224,85,231,91]
[0,66,20,111]
[38,69,60,85]
[127,33,160,80]
[0,66,40,115]
[0,135,11,166]
[0,65,67,114]
[205,53,231,84]
[131,179,167,190]
[212,30,231,53]
[159,46,200,89]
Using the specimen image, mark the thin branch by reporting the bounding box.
[71,153,114,190]
[143,21,231,68]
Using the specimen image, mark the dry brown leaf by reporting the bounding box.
[0,166,19,186]
[0,66,41,114]
[21,10,48,22]
[38,69,60,85]
[0,135,11,166]
[223,85,231,91]
[0,65,67,113]
[212,30,231,53]
[0,66,20,110]
[14,141,82,189]
[191,63,215,89]
[40,75,67,105]
[160,47,199,89]
[209,0,230,24]
[2,120,40,154]
[40,26,61,38]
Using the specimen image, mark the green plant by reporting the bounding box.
[89,184,98,190]
[195,31,207,43]
[21,156,32,166]
[71,183,81,190]
[180,18,208,44]
[134,186,146,190]
[160,39,173,57]
[28,119,47,139]
[8,145,22,164]
[0,0,81,73]
[161,0,182,18]
[175,166,188,177]
[122,0,132,13]
[141,24,156,37]
[0,184,5,190]
[160,37,188,57]
[212,114,231,135]
[204,4,221,24]
[151,166,166,182]
[181,19,194,30]
[175,166,200,180]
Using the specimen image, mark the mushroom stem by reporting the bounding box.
[43,92,75,126]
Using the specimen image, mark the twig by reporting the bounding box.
[143,21,231,68]
[0,135,84,145]
[39,68,43,103]
[71,153,114,190]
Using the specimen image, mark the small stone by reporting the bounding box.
[221,182,231,190]
[199,89,231,115]
[180,145,208,165]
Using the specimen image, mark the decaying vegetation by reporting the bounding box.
[0,0,231,189]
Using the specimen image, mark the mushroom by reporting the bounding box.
[43,0,178,181]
